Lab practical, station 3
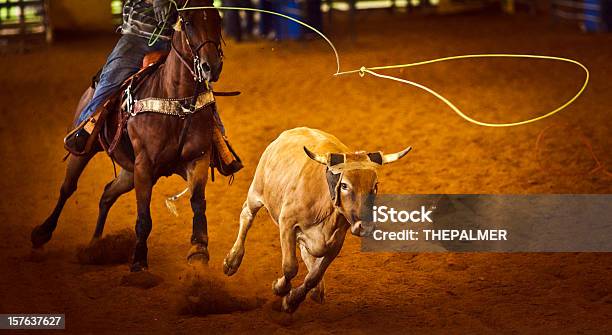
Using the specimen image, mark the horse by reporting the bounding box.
[31,0,224,272]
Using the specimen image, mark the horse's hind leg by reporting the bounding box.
[91,169,134,242]
[31,152,95,248]
[186,158,210,264]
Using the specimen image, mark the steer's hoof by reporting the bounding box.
[310,287,325,304]
[272,278,291,297]
[187,244,209,265]
[222,250,243,276]
[31,225,53,249]
[281,296,297,314]
[130,261,148,272]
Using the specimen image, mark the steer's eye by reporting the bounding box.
[340,183,349,191]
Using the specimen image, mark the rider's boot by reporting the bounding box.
[212,126,243,176]
[64,117,96,155]
[64,128,90,154]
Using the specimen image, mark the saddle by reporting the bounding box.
[70,51,242,178]
[72,51,168,155]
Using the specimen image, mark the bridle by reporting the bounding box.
[170,9,223,156]
[171,10,223,84]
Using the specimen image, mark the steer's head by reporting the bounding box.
[304,146,412,237]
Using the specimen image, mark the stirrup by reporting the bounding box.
[63,117,96,156]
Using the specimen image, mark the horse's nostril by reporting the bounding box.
[203,62,211,73]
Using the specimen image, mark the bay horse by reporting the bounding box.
[31,0,223,272]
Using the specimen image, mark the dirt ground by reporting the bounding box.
[1,11,611,334]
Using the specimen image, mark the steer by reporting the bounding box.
[222,127,411,312]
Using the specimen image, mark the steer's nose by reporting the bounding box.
[350,221,374,237]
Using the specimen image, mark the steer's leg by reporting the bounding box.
[32,152,95,248]
[299,244,325,304]
[91,169,134,242]
[282,233,347,313]
[273,217,298,297]
[223,194,263,276]
[130,154,154,272]
[186,158,210,264]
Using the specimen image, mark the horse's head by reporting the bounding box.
[173,0,223,82]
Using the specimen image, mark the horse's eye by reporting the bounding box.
[340,183,349,191]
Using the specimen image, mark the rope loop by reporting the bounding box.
[179,5,589,128]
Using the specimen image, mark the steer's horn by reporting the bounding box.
[304,146,328,165]
[382,146,412,164]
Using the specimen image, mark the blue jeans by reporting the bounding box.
[77,34,169,124]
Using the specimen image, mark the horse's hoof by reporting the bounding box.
[222,249,243,276]
[31,225,52,249]
[187,244,209,265]
[130,261,148,272]
[310,287,325,304]
[272,278,291,297]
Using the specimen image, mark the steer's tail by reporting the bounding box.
[165,188,190,217]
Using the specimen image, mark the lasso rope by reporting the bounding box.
[337,55,589,127]
[179,5,589,128]
[162,5,598,212]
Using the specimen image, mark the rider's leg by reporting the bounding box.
[77,34,169,125]
[65,34,168,153]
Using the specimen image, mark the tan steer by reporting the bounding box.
[223,127,411,313]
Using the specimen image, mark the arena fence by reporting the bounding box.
[0,0,51,51]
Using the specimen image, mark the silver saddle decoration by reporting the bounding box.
[129,90,216,118]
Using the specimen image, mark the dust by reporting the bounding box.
[120,271,164,289]
[176,266,265,316]
[263,299,294,326]
[76,228,136,265]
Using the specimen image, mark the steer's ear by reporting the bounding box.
[328,153,345,167]
[382,147,412,164]
[304,146,328,165]
[367,151,384,165]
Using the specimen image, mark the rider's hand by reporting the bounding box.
[153,0,171,24]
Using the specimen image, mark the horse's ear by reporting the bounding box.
[174,18,182,32]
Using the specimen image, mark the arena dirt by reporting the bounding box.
[0,11,611,334]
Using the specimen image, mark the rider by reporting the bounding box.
[65,0,177,153]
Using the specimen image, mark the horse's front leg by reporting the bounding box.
[131,154,154,272]
[186,157,210,264]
